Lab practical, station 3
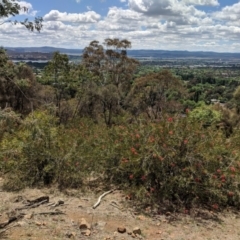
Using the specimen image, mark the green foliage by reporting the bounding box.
[0,0,43,32]
[126,70,186,119]
[0,51,39,113]
[189,102,222,126]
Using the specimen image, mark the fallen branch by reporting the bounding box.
[26,196,49,206]
[16,199,49,210]
[93,190,114,209]
[50,200,65,209]
[34,211,65,216]
[0,214,24,229]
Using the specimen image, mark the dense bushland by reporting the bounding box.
[1,41,240,213]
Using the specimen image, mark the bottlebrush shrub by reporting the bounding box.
[102,115,240,210]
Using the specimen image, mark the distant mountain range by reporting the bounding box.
[4,46,240,59]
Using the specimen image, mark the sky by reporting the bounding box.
[0,0,240,52]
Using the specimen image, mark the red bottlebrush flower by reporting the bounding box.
[148,136,155,143]
[220,174,226,180]
[195,178,200,183]
[167,117,173,122]
[150,187,155,193]
[228,191,234,197]
[230,167,236,173]
[131,147,137,155]
[184,209,189,214]
[212,174,217,179]
[217,169,221,174]
[159,156,164,161]
[212,204,219,210]
[121,158,128,163]
[129,174,134,180]
[135,133,140,139]
[141,175,146,181]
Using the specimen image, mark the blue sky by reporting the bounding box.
[1,0,240,52]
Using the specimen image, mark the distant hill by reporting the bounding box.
[4,46,240,59]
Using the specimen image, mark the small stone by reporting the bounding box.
[117,227,126,233]
[24,214,33,219]
[84,229,91,236]
[137,215,145,220]
[79,218,91,230]
[65,232,76,238]
[35,221,42,226]
[132,227,141,235]
[17,221,27,227]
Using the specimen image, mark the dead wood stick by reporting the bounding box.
[93,190,114,209]
[34,211,65,216]
[0,213,25,229]
[26,196,49,205]
[16,199,48,210]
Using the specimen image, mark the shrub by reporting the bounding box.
[101,114,240,211]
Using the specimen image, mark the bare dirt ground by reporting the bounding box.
[1,177,240,240]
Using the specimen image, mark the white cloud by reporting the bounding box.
[44,10,101,23]
[183,0,219,6]
[213,2,240,23]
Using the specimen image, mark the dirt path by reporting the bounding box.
[1,180,240,239]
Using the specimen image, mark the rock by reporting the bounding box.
[65,232,76,238]
[133,227,141,235]
[84,229,91,236]
[24,213,33,219]
[79,218,91,236]
[117,227,126,233]
[35,221,42,226]
[18,221,27,227]
[79,218,91,229]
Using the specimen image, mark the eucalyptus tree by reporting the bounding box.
[82,38,139,91]
[126,70,186,119]
[82,38,139,126]
[0,0,43,31]
[42,52,70,117]
[0,48,39,113]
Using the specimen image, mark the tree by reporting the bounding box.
[126,70,186,119]
[0,48,39,113]
[42,52,70,118]
[0,0,43,31]
[82,39,139,125]
[82,38,139,91]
